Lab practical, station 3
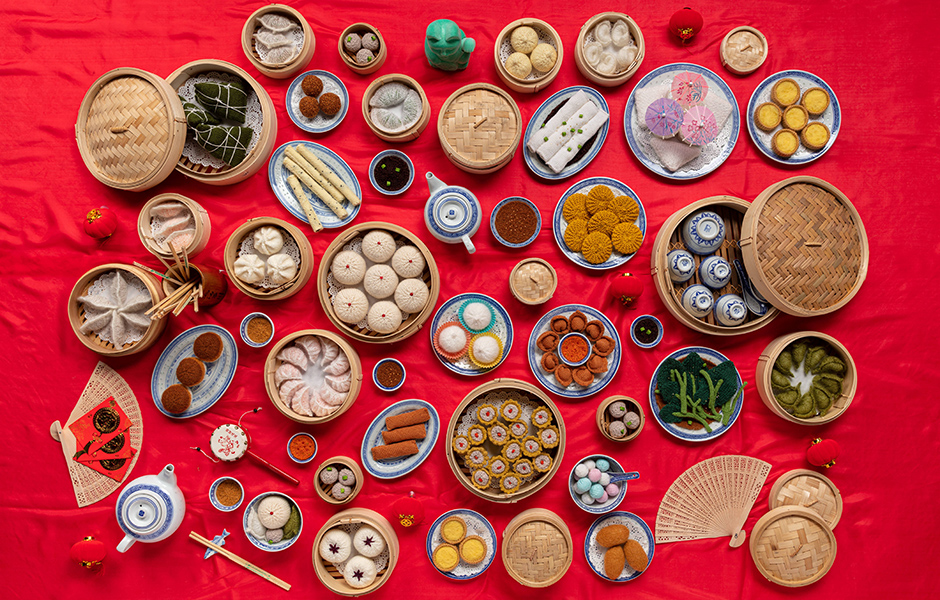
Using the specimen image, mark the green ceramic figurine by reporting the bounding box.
[425,19,475,71]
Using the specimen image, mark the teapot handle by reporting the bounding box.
[461,234,476,254]
[117,534,136,553]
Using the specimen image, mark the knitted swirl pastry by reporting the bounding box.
[586,184,615,214]
[581,231,613,264]
[533,453,553,473]
[587,210,620,237]
[465,447,489,469]
[499,473,522,494]
[611,222,644,254]
[521,436,542,457]
[503,440,523,462]
[476,403,498,425]
[608,195,639,223]
[563,219,589,252]
[562,193,590,222]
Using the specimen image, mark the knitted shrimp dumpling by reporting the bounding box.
[294,336,321,364]
[319,338,340,366]
[323,351,350,376]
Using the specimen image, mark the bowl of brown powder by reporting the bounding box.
[210,476,245,512]
[373,358,405,392]
[240,312,275,348]
[490,196,541,248]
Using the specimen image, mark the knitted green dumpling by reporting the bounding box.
[281,505,301,541]
[179,95,220,128]
[194,79,249,123]
[194,123,252,167]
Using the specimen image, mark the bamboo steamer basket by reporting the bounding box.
[314,456,363,505]
[318,222,440,344]
[138,193,210,259]
[720,26,768,75]
[493,18,564,94]
[769,469,842,529]
[509,258,557,305]
[312,508,399,595]
[574,13,645,87]
[224,217,313,301]
[750,506,836,587]
[68,263,167,356]
[445,378,565,503]
[241,4,315,79]
[438,83,522,174]
[755,331,857,425]
[502,508,572,587]
[264,329,362,425]
[339,23,387,75]
[596,395,644,442]
[362,74,430,142]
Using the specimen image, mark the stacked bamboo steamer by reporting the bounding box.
[750,506,837,587]
[438,83,521,174]
[312,508,399,595]
[574,13,645,86]
[241,5,315,79]
[224,217,314,301]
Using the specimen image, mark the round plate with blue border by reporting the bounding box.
[490,196,541,248]
[429,293,513,376]
[361,399,440,479]
[369,149,415,196]
[584,511,654,581]
[242,492,303,552]
[285,70,349,133]
[426,509,497,580]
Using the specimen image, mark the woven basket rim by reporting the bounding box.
[574,12,645,85]
[749,505,837,587]
[769,468,842,529]
[509,258,557,305]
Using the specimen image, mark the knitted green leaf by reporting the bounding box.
[194,79,249,123]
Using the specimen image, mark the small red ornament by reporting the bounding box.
[669,7,703,42]
[83,207,117,240]
[389,491,424,529]
[610,272,645,307]
[70,536,107,570]
[806,438,840,468]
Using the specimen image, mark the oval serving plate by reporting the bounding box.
[528,304,621,399]
[624,63,740,180]
[429,293,513,376]
[361,399,440,479]
[552,176,646,271]
[268,140,361,229]
[584,511,654,582]
[426,509,497,580]
[285,70,350,133]
[151,324,238,419]
[523,85,610,180]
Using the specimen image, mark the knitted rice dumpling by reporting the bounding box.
[179,95,220,128]
[194,123,252,167]
[194,79,249,123]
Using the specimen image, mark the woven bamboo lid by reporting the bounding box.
[509,258,557,305]
[769,469,842,529]
[76,68,187,191]
[750,506,836,587]
[502,508,572,587]
[438,83,521,173]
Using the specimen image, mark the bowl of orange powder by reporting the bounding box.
[287,432,318,464]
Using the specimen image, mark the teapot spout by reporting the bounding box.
[158,464,177,487]
[426,171,446,195]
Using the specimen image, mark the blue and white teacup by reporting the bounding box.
[682,210,726,255]
[714,293,748,327]
[667,249,695,283]
[681,285,714,318]
[699,256,732,289]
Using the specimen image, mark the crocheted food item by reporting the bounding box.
[194,79,249,123]
[468,334,502,368]
[586,185,615,214]
[537,331,560,352]
[319,93,342,116]
[369,83,423,134]
[266,254,297,285]
[530,43,557,72]
[510,421,528,437]
[563,218,589,252]
[550,315,569,334]
[334,288,369,324]
[522,436,542,457]
[319,465,339,484]
[487,424,509,446]
[331,483,352,500]
[541,352,560,372]
[361,230,397,262]
[513,458,534,476]
[505,52,533,79]
[554,364,573,386]
[532,407,553,428]
[801,87,831,115]
[471,468,491,489]
[434,323,471,360]
[782,105,809,131]
[257,495,291,529]
[460,535,487,565]
[181,97,219,128]
[573,366,594,386]
[343,33,361,53]
[584,320,605,341]
[467,426,487,446]
[161,384,191,414]
[611,222,644,254]
[193,122,252,167]
[441,516,467,544]
[302,74,323,96]
[608,401,627,418]
[593,335,616,357]
[266,528,284,543]
[343,555,377,589]
[539,426,560,448]
[452,435,471,454]
[338,468,356,488]
[533,453,553,473]
[299,96,319,119]
[354,526,386,557]
[176,357,205,387]
[581,232,613,264]
[391,245,425,278]
[500,399,521,422]
[356,48,375,65]
[623,539,648,572]
[510,26,539,54]
[588,210,620,236]
[605,545,626,579]
[331,250,367,286]
[499,473,522,494]
[801,122,831,151]
[194,332,224,362]
[771,129,800,158]
[608,196,639,223]
[433,543,460,571]
[234,254,265,284]
[608,420,627,438]
[394,278,429,313]
[562,193,589,222]
[362,33,380,51]
[367,301,402,333]
[460,301,493,332]
[754,102,782,131]
[246,506,267,539]
[771,78,801,107]
[503,441,523,461]
[772,340,846,418]
[476,404,498,424]
[363,264,398,299]
[624,411,641,429]
[77,270,153,348]
[488,456,508,476]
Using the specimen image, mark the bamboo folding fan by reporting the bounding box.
[656,455,771,548]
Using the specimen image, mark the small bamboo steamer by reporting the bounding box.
[224,217,313,301]
[317,222,440,344]
[68,263,167,356]
[750,506,836,587]
[769,469,843,529]
[596,395,644,442]
[574,13,645,87]
[264,329,362,425]
[493,18,564,94]
[314,456,363,505]
[509,258,557,305]
[338,23,387,75]
[312,508,399,595]
[445,378,565,503]
[720,26,768,75]
[241,5,315,79]
[138,193,211,259]
[438,83,522,174]
[755,331,857,425]
[361,74,430,142]
[166,60,277,185]
[502,508,572,587]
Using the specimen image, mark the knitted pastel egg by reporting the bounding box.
[257,495,292,529]
[391,245,425,278]
[331,251,367,286]
[319,528,352,563]
[354,526,386,558]
[362,230,396,263]
[334,288,369,324]
[363,264,398,299]
[368,301,403,334]
[395,278,429,313]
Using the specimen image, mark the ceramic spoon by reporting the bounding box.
[608,471,640,484]
[733,259,769,316]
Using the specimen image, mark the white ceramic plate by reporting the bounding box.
[426,509,497,579]
[361,399,440,479]
[285,70,349,133]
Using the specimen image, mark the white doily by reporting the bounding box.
[429,513,495,577]
[585,514,652,579]
[499,26,557,81]
[329,523,390,575]
[290,75,343,129]
[83,271,151,347]
[238,227,301,289]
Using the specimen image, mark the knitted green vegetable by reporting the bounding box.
[194,79,249,123]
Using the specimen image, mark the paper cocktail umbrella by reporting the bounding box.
[671,71,708,107]
[645,98,684,138]
[681,105,719,146]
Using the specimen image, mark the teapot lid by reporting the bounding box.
[116,484,175,540]
[426,188,480,239]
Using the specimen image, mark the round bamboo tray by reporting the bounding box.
[750,506,836,587]
[493,18,564,93]
[68,263,167,356]
[241,5,315,79]
[509,258,557,305]
[651,196,780,335]
[596,395,644,443]
[742,176,868,317]
[224,217,313,301]
[75,67,188,192]
[755,331,857,425]
[312,508,399,596]
[138,193,210,259]
[264,329,362,425]
[502,508,572,587]
[338,23,387,75]
[574,13,645,87]
[314,456,363,505]
[769,469,842,529]
[720,26,768,75]
[438,83,522,174]
[166,59,277,185]
[362,74,430,142]
[317,222,440,344]
[445,378,565,503]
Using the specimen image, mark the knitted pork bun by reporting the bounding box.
[331,250,367,286]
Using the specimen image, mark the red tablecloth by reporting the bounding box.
[4,0,937,597]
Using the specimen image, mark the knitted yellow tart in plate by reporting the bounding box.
[782,105,809,131]
[754,102,782,131]
[771,129,800,158]
[801,87,831,116]
[771,78,800,107]
[801,122,831,151]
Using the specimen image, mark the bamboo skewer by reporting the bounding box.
[189,532,291,591]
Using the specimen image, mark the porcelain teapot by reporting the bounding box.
[115,464,186,553]
[424,172,481,254]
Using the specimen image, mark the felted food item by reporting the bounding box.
[513,458,534,476]
[343,555,377,589]
[302,74,323,96]
[331,250,367,286]
[562,193,589,222]
[382,424,426,444]
[782,105,809,131]
[554,364,573,387]
[801,122,831,151]
[334,288,369,324]
[467,425,487,446]
[343,33,362,53]
[394,278,429,313]
[611,222,644,254]
[356,48,375,65]
[363,264,398,299]
[581,232,613,264]
[476,404,498,424]
[471,468,491,489]
[608,420,627,438]
[586,185,615,215]
[257,495,292,529]
[623,539,648,572]
[367,301,402,334]
[278,345,308,370]
[266,528,284,543]
[563,219,589,252]
[530,43,557,72]
[499,473,522,494]
[583,320,605,342]
[550,315,570,334]
[369,83,423,134]
[771,78,801,107]
[194,332,224,362]
[511,26,539,53]
[234,254,266,284]
[253,226,284,255]
[176,357,205,387]
[193,123,253,167]
[801,87,831,115]
[194,79,249,123]
[503,440,523,461]
[161,384,192,414]
[391,245,426,278]
[266,254,297,285]
[608,196,639,223]
[452,435,472,454]
[649,136,702,172]
[468,333,503,369]
[539,425,560,448]
[537,331,560,352]
[299,96,319,119]
[282,506,301,540]
[771,129,800,158]
[487,423,510,446]
[361,230,397,262]
[362,33,380,51]
[319,465,339,484]
[433,543,460,571]
[180,96,220,127]
[441,515,467,544]
[522,436,542,458]
[593,335,616,357]
[460,535,487,565]
[604,546,626,579]
[587,210,620,237]
[754,102,782,131]
[465,447,489,469]
[505,52,533,80]
[541,352,561,372]
[354,526,386,557]
[434,323,471,360]
[459,301,493,333]
[533,453,553,473]
[596,524,630,547]
[488,456,509,476]
[573,366,594,387]
[320,93,342,116]
[386,407,430,430]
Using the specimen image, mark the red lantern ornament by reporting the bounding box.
[83,207,117,240]
[70,536,107,570]
[610,272,645,307]
[806,438,841,468]
[669,7,703,43]
[389,491,424,529]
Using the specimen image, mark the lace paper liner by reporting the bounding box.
[499,26,557,80]
[83,270,152,347]
[289,75,343,129]
[435,299,510,373]
[585,514,652,578]
[237,227,301,289]
[582,21,636,75]
[178,72,264,169]
[149,205,195,252]
[255,25,304,66]
[329,523,390,575]
[429,513,496,577]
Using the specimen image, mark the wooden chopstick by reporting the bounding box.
[188,532,290,591]
[133,262,184,286]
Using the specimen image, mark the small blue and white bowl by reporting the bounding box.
[569,454,628,514]
[681,285,714,318]
[630,315,663,349]
[714,293,748,327]
[558,332,591,367]
[243,492,303,552]
[373,358,405,392]
[287,432,317,464]
[699,256,732,289]
[682,210,726,255]
[369,149,415,196]
[667,249,695,283]
[490,196,541,248]
[209,476,244,512]
[240,313,274,348]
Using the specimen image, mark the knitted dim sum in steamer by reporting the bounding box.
[361,230,397,262]
[331,250,367,286]
[294,336,322,363]
[368,301,402,333]
[234,254,266,284]
[194,79,249,123]
[343,555,377,588]
[252,226,284,255]
[266,254,297,285]
[319,529,352,563]
[394,278,429,313]
[319,338,340,366]
[334,288,369,324]
[391,245,425,278]
[257,495,292,529]
[354,526,386,557]
[363,264,398,299]
[277,346,308,370]
[323,352,350,377]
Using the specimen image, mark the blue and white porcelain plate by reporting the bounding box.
[242,492,302,552]
[429,293,513,376]
[426,509,497,580]
[490,196,541,248]
[552,176,646,270]
[151,324,237,419]
[584,512,654,582]
[624,63,740,180]
[268,140,361,229]
[285,70,349,133]
[648,346,744,442]
[568,454,627,514]
[361,399,440,479]
[528,304,621,399]
[523,85,610,180]
[746,70,841,165]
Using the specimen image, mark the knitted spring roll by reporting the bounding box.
[381,423,427,444]
[371,440,419,461]
[385,407,430,431]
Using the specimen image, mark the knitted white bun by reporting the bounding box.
[319,528,352,563]
[368,301,402,333]
[234,254,266,284]
[361,230,396,263]
[353,525,386,557]
[266,254,297,285]
[331,250,367,286]
[394,278,429,313]
[363,264,398,299]
[343,555,377,588]
[334,288,369,324]
[390,245,425,278]
[257,495,291,529]
[252,226,284,255]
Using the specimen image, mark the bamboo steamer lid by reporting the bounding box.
[502,508,572,587]
[720,26,768,75]
[312,508,399,595]
[750,506,836,587]
[769,469,842,529]
[438,83,521,174]
[509,258,557,305]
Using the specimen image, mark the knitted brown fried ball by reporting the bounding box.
[299,96,319,119]
[319,93,342,116]
[301,74,323,96]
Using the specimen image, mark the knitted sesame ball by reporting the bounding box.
[355,48,375,65]
[299,96,319,119]
[394,278,429,313]
[363,264,398,299]
[599,472,611,486]
[354,526,386,558]
[319,465,339,485]
[530,43,557,72]
[598,491,609,503]
[608,420,627,439]
[584,459,596,470]
[338,468,357,487]
[319,93,342,117]
[391,245,425,278]
[257,495,291,529]
[334,288,369,324]
[368,301,402,334]
[589,483,605,499]
[362,230,396,262]
[588,468,602,482]
[343,33,362,53]
[331,483,352,501]
[362,32,380,51]
[301,74,324,96]
[331,250,367,286]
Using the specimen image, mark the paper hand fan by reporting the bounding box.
[655,455,771,548]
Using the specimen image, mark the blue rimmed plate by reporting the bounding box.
[151,324,237,419]
[361,399,440,479]
[429,293,513,376]
[426,509,497,580]
[523,85,610,180]
[268,140,361,229]
[490,196,541,248]
[568,454,628,514]
[648,346,744,442]
[527,304,620,399]
[285,70,349,133]
[369,149,415,196]
[552,176,646,270]
[746,70,841,165]
[630,315,663,349]
[624,63,740,180]
[242,492,303,552]
[584,512,654,582]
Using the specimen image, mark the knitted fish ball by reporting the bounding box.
[338,468,357,487]
[319,465,339,485]
[363,264,398,299]
[257,495,292,529]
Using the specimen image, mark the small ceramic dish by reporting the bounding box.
[682,210,726,255]
[667,249,695,283]
[361,399,440,479]
[240,312,274,348]
[699,255,732,289]
[285,70,349,133]
[714,293,748,327]
[558,332,592,367]
[681,285,714,318]
[584,511,654,581]
[490,196,541,248]
[373,358,406,392]
[568,454,629,514]
[630,315,663,349]
[209,476,245,512]
[369,149,415,196]
[243,491,303,552]
[287,432,318,464]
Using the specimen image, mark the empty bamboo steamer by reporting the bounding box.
[314,456,363,505]
[224,217,313,301]
[312,508,399,596]
[769,469,843,529]
[509,258,557,305]
[574,13,645,87]
[720,26,768,75]
[501,508,572,587]
[362,74,429,142]
[241,5,315,79]
[138,193,211,260]
[750,506,837,587]
[493,18,564,94]
[437,83,521,174]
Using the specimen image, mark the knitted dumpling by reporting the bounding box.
[319,338,340,366]
[253,226,284,255]
[257,495,291,529]
[179,95,219,127]
[194,79,249,123]
[319,528,352,563]
[363,264,398,299]
[334,288,369,324]
[395,278,429,313]
[391,245,425,278]
[331,251,366,286]
[361,230,397,262]
[368,301,402,334]
[246,506,267,539]
[353,526,386,558]
[194,123,252,167]
[344,555,377,589]
[234,254,265,284]
[266,254,297,285]
[294,336,321,364]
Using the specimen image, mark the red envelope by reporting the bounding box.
[78,448,137,482]
[69,396,132,458]
[75,430,134,462]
